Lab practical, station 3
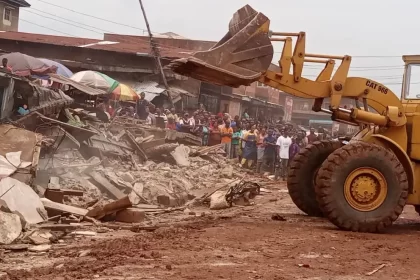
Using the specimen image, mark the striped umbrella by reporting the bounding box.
[112,84,139,101]
[70,71,119,93]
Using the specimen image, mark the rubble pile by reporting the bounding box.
[0,113,253,250]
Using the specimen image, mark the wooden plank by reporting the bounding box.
[89,171,125,200]
[86,196,132,219]
[40,198,88,216]
[61,189,84,196]
[125,130,148,161]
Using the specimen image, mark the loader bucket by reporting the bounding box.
[168,5,273,87]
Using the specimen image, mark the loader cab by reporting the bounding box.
[402,55,420,105]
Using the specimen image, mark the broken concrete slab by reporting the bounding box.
[0,155,17,178]
[128,182,148,205]
[0,211,22,245]
[209,190,229,210]
[41,198,88,217]
[28,244,52,252]
[29,235,50,245]
[0,177,45,224]
[120,172,134,183]
[89,171,126,200]
[116,208,145,223]
[170,145,190,167]
[28,230,52,245]
[47,177,60,189]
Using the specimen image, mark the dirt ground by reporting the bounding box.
[2,179,420,280]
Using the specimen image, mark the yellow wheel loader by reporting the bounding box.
[169,5,420,233]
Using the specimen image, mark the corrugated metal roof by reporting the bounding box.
[131,81,166,94]
[0,32,185,58]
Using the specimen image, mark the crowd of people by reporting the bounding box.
[98,92,333,180]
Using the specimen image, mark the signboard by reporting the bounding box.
[283,96,293,122]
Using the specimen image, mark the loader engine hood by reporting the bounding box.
[168,5,274,87]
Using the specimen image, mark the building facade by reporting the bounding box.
[0,0,30,32]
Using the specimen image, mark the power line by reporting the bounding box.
[19,18,76,37]
[29,7,115,34]
[32,0,150,33]
[28,1,405,62]
[22,9,103,35]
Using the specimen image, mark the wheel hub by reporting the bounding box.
[344,167,387,212]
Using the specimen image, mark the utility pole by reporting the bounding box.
[138,0,174,107]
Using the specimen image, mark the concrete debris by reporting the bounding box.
[221,165,234,179]
[0,211,22,245]
[116,208,145,223]
[0,155,17,178]
[28,244,52,252]
[28,230,53,245]
[89,171,126,200]
[128,182,146,205]
[209,191,229,210]
[0,177,45,225]
[71,231,97,236]
[78,249,91,257]
[120,172,135,183]
[171,144,190,166]
[41,198,88,217]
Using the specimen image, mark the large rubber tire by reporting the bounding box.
[315,142,408,233]
[287,140,343,217]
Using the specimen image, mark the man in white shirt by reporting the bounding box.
[276,130,292,181]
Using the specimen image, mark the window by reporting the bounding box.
[404,64,420,99]
[257,81,268,88]
[3,8,11,22]
[223,103,229,113]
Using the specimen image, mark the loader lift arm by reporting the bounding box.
[169,5,406,129]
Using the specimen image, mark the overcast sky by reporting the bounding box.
[19,0,418,94]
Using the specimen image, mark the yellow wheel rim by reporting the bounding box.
[344,167,387,212]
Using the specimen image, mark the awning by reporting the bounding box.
[221,92,246,101]
[144,92,159,101]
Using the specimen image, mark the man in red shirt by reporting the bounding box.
[307,127,320,144]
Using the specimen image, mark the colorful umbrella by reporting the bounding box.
[112,84,139,101]
[70,71,119,93]
[0,52,57,76]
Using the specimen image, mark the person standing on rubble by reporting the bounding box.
[307,127,319,144]
[241,125,257,168]
[256,127,267,173]
[179,112,194,133]
[289,137,300,163]
[136,92,156,120]
[169,108,179,124]
[263,129,277,172]
[276,130,292,180]
[231,125,241,159]
[220,120,233,158]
